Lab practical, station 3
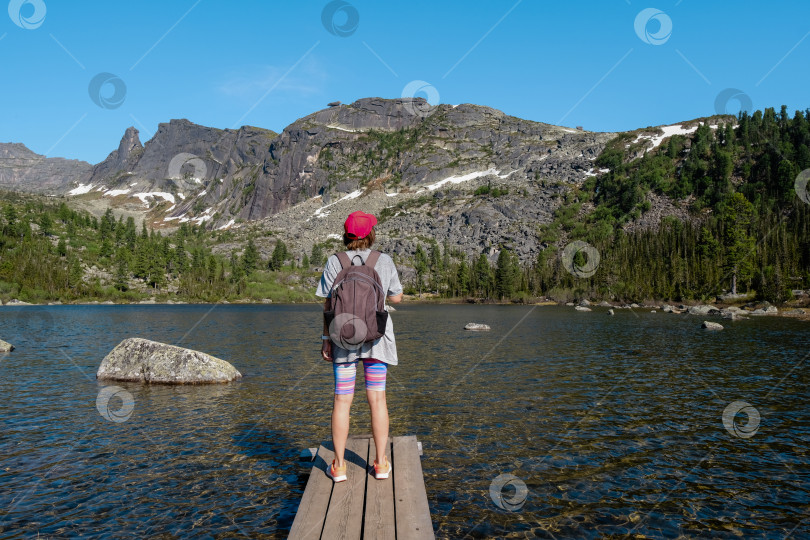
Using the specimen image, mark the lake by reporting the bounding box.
[0,304,808,538]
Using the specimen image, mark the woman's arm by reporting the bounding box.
[388,293,403,304]
[321,296,332,361]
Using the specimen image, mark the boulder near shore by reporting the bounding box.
[0,339,14,352]
[97,338,241,384]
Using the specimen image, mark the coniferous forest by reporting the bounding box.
[1,106,809,304]
[406,107,810,303]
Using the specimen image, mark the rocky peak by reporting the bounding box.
[304,97,432,132]
[117,127,142,163]
[0,142,39,159]
[0,142,91,193]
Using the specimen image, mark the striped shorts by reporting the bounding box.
[333,360,387,395]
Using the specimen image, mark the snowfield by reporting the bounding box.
[633,124,701,151]
[68,183,93,195]
[416,168,516,194]
[133,192,176,207]
[312,190,363,219]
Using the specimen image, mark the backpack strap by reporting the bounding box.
[365,250,381,269]
[335,252,351,269]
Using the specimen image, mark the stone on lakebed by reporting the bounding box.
[97,337,241,384]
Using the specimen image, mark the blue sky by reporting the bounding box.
[2,0,809,163]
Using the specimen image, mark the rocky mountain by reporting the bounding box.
[3,97,642,263]
[236,98,615,263]
[0,143,91,193]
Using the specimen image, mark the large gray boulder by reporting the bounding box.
[97,338,241,384]
[688,305,720,316]
[0,339,14,352]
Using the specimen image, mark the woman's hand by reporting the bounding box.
[321,339,333,362]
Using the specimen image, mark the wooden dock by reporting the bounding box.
[290,435,434,540]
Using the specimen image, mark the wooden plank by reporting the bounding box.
[321,436,369,540]
[393,436,434,540]
[289,443,335,540]
[363,437,395,540]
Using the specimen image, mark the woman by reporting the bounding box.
[316,210,403,482]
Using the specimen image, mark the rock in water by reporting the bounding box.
[574,305,592,312]
[0,339,14,352]
[608,309,614,316]
[688,305,720,316]
[97,338,241,384]
[464,323,490,331]
[701,321,724,330]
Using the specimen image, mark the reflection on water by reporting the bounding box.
[0,304,808,538]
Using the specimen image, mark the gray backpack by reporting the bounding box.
[324,251,388,350]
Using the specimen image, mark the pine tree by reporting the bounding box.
[457,256,470,296]
[174,239,188,275]
[57,237,67,257]
[242,238,260,275]
[270,240,288,271]
[230,250,244,282]
[67,254,83,290]
[311,244,325,266]
[114,249,129,291]
[495,247,519,299]
[474,253,491,297]
[719,192,755,294]
[38,212,53,236]
[414,244,428,294]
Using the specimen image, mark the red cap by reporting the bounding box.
[344,211,377,239]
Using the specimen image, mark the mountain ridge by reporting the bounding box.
[0,97,733,264]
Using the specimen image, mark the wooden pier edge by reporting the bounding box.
[290,435,434,540]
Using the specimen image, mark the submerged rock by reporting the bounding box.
[574,305,592,312]
[97,338,241,384]
[0,339,14,352]
[464,323,490,331]
[702,321,724,330]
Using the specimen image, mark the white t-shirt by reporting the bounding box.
[316,249,403,365]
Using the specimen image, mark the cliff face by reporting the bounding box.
[239,97,610,223]
[86,127,143,186]
[0,143,91,193]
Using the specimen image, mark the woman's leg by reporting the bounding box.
[332,362,357,468]
[363,360,389,464]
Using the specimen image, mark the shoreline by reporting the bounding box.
[2,297,807,321]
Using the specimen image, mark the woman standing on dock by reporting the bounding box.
[316,211,404,482]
